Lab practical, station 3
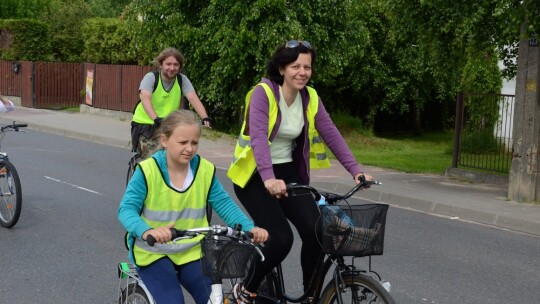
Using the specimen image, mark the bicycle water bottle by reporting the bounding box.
[318,196,326,206]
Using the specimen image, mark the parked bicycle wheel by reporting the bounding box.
[119,283,151,304]
[0,160,22,228]
[319,273,395,304]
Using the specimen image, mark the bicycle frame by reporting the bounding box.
[255,180,392,304]
[261,251,381,303]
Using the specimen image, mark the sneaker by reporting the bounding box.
[233,283,256,304]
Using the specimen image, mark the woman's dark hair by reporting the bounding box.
[266,42,316,85]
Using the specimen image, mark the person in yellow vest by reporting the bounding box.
[227,40,373,303]
[131,47,212,159]
[119,110,268,304]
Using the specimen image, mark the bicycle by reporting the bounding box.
[117,224,263,304]
[0,121,27,228]
[255,178,395,304]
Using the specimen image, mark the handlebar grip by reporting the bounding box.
[146,228,180,247]
[146,234,156,247]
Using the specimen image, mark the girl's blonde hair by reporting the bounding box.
[151,110,200,153]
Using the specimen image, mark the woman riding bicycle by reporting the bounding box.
[119,110,268,304]
[131,47,212,159]
[227,40,372,303]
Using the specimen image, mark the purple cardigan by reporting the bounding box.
[247,78,363,185]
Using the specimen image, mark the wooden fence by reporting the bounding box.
[0,60,152,111]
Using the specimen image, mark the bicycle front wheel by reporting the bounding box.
[0,160,22,228]
[119,283,151,304]
[320,273,395,304]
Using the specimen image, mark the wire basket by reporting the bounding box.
[320,203,389,257]
[201,237,256,279]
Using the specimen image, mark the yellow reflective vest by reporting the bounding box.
[132,157,212,267]
[227,83,331,188]
[133,72,182,124]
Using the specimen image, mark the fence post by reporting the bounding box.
[452,92,464,168]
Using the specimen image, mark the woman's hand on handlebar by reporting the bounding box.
[143,224,174,244]
[354,173,374,187]
[249,226,269,244]
[264,178,288,199]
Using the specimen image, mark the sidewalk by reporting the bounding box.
[2,106,540,236]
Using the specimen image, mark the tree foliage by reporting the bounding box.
[0,19,51,61]
[4,0,540,134]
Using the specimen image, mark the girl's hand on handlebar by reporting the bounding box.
[249,227,269,244]
[143,224,174,244]
[264,178,288,199]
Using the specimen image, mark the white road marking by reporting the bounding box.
[44,176,103,195]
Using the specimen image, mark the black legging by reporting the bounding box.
[234,162,322,293]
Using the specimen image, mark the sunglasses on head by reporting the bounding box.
[285,40,312,49]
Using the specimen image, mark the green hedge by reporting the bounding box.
[81,18,138,64]
[0,19,51,61]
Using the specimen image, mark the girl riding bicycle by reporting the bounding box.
[119,110,268,304]
[227,40,373,303]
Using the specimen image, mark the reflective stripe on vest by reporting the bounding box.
[133,156,213,266]
[227,84,330,188]
[133,72,182,124]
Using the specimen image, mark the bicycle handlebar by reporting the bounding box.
[1,121,28,132]
[146,224,253,247]
[286,177,381,204]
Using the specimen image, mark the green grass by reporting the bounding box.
[342,131,454,175]
[330,112,455,174]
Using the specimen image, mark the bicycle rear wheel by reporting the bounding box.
[126,154,141,186]
[320,273,395,304]
[0,160,22,228]
[119,283,151,304]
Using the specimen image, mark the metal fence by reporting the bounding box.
[452,92,515,174]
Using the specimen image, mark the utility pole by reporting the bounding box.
[508,34,540,202]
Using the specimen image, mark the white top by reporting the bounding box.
[0,99,15,113]
[270,88,304,164]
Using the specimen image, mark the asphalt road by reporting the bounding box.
[1,129,539,304]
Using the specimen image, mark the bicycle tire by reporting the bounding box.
[126,154,141,186]
[119,283,151,304]
[319,273,395,304]
[0,160,22,228]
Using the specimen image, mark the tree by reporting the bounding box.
[38,0,92,62]
[0,0,51,19]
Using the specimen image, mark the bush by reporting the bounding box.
[82,18,138,64]
[461,128,500,154]
[0,19,51,61]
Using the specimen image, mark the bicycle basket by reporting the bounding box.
[320,204,389,257]
[201,237,256,279]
